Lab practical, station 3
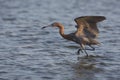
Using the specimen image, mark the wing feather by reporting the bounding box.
[74,16,106,38]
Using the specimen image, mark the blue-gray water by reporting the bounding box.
[0,0,120,80]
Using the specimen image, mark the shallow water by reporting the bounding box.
[0,0,120,80]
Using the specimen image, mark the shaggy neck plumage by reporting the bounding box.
[56,24,67,39]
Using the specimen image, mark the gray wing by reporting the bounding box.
[74,16,106,38]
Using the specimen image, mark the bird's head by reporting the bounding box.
[41,22,62,29]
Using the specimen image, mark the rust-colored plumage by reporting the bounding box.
[42,16,106,56]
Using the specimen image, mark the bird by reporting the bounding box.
[41,16,106,57]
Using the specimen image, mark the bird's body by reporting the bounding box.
[42,16,106,56]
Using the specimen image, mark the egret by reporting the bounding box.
[42,16,106,57]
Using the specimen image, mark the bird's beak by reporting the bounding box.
[41,25,52,29]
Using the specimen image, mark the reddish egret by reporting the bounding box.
[42,16,106,56]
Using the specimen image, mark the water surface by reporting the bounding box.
[0,0,120,80]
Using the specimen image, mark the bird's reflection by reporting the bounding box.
[73,55,103,79]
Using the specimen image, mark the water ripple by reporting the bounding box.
[0,0,120,80]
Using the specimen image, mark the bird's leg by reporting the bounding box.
[80,44,89,57]
[85,45,95,51]
[83,48,89,57]
[89,45,95,51]
[77,48,83,55]
[76,44,89,57]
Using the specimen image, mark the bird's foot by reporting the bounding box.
[76,49,83,55]
[76,52,79,55]
[84,50,89,57]
[86,54,89,57]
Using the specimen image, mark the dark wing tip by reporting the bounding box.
[92,16,106,22]
[74,16,106,23]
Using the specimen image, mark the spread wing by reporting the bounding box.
[74,16,106,38]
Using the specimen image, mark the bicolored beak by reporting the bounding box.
[41,25,52,29]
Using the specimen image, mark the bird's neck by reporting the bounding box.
[57,24,75,41]
[57,25,67,39]
[58,25,64,35]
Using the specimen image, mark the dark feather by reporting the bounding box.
[74,16,106,38]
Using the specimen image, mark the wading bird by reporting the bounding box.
[42,16,106,57]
